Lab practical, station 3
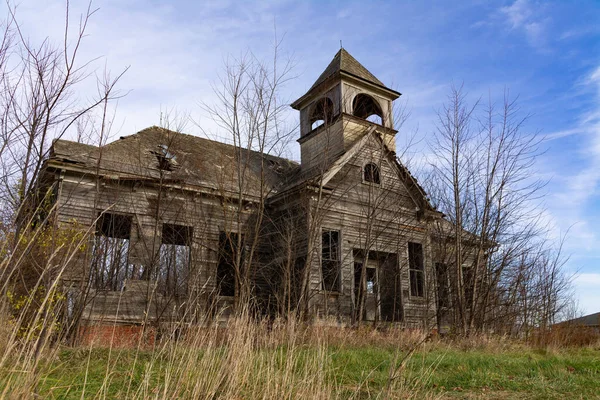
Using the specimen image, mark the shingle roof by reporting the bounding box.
[48,127,300,198]
[309,48,385,91]
[291,49,400,109]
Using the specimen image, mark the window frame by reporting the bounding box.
[321,229,341,293]
[90,212,134,291]
[363,162,381,185]
[434,262,450,309]
[408,242,425,298]
[158,223,192,299]
[217,232,244,297]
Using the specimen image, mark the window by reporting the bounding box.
[435,262,450,309]
[321,230,340,292]
[158,224,192,298]
[408,242,424,297]
[91,213,133,291]
[217,232,243,296]
[352,94,383,125]
[462,264,474,306]
[363,163,380,184]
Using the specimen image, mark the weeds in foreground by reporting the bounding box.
[1,312,599,399]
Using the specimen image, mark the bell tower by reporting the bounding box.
[291,49,401,171]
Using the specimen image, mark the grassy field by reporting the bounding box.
[2,323,599,399]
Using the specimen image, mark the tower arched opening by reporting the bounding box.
[353,94,383,125]
[310,97,334,130]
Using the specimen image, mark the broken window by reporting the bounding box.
[217,232,243,297]
[321,230,340,292]
[310,97,334,130]
[363,163,381,184]
[408,242,424,297]
[158,224,192,298]
[352,93,383,125]
[435,262,450,309]
[91,213,134,291]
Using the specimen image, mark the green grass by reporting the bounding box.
[17,344,600,399]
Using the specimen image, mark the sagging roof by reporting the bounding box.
[48,126,300,198]
[47,125,436,213]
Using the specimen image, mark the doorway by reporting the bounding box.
[354,259,378,321]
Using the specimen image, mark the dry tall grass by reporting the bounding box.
[0,305,444,399]
[0,224,594,398]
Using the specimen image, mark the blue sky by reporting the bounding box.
[7,0,600,314]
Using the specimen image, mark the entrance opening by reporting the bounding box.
[354,260,378,321]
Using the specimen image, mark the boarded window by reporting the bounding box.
[217,232,243,297]
[91,213,133,290]
[364,163,380,184]
[408,242,424,297]
[321,230,340,292]
[158,224,192,298]
[435,262,450,309]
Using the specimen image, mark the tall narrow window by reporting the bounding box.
[408,242,424,297]
[321,230,340,292]
[91,213,133,291]
[462,265,474,306]
[217,232,243,297]
[159,224,192,298]
[363,163,380,184]
[435,262,450,309]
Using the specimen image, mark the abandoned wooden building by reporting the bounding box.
[38,49,454,334]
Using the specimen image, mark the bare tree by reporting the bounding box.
[198,40,296,313]
[0,1,126,346]
[0,2,125,232]
[426,85,573,335]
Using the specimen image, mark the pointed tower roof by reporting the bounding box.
[309,48,384,90]
[292,48,400,109]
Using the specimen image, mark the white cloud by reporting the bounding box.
[544,128,584,141]
[499,0,549,49]
[501,0,532,29]
[574,272,600,287]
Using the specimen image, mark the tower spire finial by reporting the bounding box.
[340,40,343,49]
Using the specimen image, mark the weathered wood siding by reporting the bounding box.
[304,134,436,327]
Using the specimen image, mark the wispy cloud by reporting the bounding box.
[543,128,585,141]
[549,65,600,255]
[499,0,549,49]
[559,26,600,41]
